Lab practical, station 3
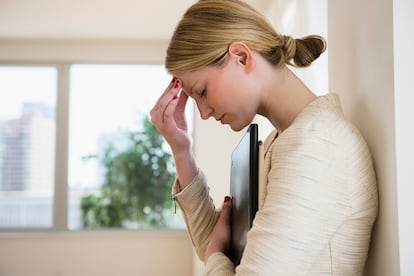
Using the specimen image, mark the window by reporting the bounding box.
[0,64,191,231]
[0,66,57,228]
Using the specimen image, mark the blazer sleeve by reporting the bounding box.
[172,169,220,261]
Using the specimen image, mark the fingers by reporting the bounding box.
[220,196,232,222]
[162,93,180,124]
[151,78,179,111]
[176,91,189,114]
[160,77,178,99]
[215,196,232,229]
[205,196,233,259]
[150,77,182,126]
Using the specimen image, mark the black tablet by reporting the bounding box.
[229,123,259,266]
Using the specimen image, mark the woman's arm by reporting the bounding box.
[173,169,220,261]
[150,78,197,189]
[151,78,219,260]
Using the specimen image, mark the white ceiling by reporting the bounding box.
[0,0,271,40]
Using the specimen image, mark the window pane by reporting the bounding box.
[0,66,57,228]
[68,65,189,230]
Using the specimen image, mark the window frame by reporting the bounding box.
[0,62,184,233]
[0,63,65,232]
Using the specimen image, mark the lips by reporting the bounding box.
[217,115,225,124]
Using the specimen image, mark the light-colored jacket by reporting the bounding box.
[173,94,378,275]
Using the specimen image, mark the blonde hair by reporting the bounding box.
[166,0,326,75]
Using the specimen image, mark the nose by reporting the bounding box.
[196,101,213,120]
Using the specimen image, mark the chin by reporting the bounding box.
[228,122,247,132]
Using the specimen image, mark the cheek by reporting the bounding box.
[209,74,239,106]
[228,81,258,124]
[207,64,254,114]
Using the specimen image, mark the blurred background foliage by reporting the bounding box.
[80,116,176,229]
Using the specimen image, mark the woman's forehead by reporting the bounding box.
[176,70,204,94]
[176,66,214,83]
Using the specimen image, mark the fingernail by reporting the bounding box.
[174,79,180,88]
[224,196,231,203]
[173,95,178,100]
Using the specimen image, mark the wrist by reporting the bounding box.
[173,150,197,190]
[205,244,223,261]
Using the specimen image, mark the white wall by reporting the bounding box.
[394,0,414,275]
[328,0,414,275]
[0,231,192,276]
[328,0,398,274]
[265,0,328,96]
[0,39,169,64]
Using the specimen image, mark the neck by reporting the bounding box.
[258,65,317,133]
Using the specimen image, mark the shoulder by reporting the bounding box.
[285,93,365,149]
[268,93,373,173]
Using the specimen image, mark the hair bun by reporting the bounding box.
[280,34,326,68]
[281,35,296,60]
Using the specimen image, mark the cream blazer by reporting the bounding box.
[172,94,378,275]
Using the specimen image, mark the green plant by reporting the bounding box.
[80,116,175,229]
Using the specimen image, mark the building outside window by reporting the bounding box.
[0,66,57,228]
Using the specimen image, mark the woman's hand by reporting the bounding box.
[150,77,197,189]
[205,196,232,260]
[150,77,190,154]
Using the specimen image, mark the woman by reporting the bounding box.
[150,0,378,275]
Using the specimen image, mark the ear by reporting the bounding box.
[228,42,254,73]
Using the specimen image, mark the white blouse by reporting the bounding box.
[173,94,378,275]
